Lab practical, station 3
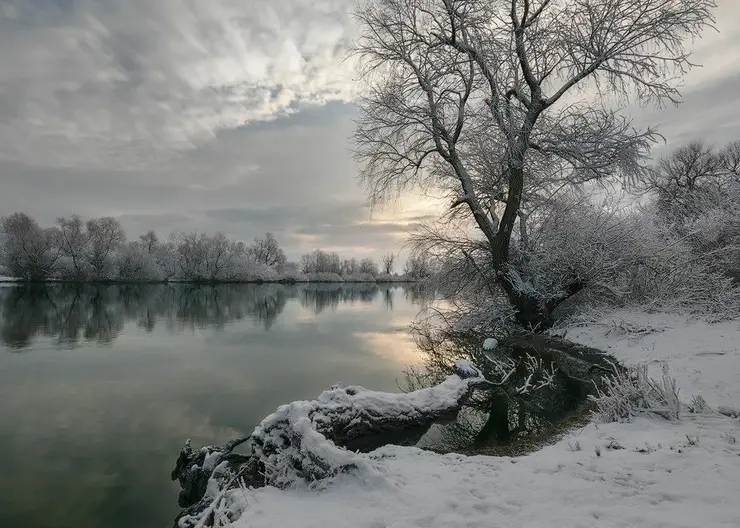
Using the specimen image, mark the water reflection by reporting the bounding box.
[0,283,426,350]
[0,282,427,528]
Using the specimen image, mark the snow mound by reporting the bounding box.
[482,337,498,350]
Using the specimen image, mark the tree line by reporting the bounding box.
[0,214,426,282]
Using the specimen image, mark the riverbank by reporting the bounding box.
[0,277,418,284]
[217,310,740,528]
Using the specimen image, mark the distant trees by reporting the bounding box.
[0,213,60,280]
[341,258,359,276]
[640,140,740,221]
[298,250,398,280]
[359,257,379,276]
[0,212,410,283]
[139,230,159,253]
[381,253,396,275]
[404,255,433,280]
[248,233,287,270]
[171,231,243,281]
[57,215,88,279]
[300,250,343,275]
[86,217,126,279]
[638,140,740,282]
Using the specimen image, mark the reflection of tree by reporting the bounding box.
[299,283,380,314]
[401,283,436,306]
[383,287,393,311]
[0,284,293,349]
[0,283,426,350]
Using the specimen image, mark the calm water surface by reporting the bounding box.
[0,283,426,528]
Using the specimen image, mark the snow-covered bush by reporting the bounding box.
[116,244,165,281]
[342,273,377,282]
[590,363,681,422]
[304,272,345,283]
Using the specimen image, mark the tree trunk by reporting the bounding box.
[171,364,498,527]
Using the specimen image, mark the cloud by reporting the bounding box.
[0,0,357,169]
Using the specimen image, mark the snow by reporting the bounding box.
[206,310,740,528]
[0,275,18,282]
[482,337,498,350]
[453,359,480,378]
[234,414,740,528]
[563,310,740,409]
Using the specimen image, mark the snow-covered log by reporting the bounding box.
[171,362,495,527]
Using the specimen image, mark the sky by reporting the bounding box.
[1,0,739,262]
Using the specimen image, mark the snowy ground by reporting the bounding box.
[225,311,740,528]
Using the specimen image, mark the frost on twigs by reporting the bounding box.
[590,363,681,422]
[171,367,495,527]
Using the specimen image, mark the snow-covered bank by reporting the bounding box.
[563,311,740,409]
[212,311,740,528]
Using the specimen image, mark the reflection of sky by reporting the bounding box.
[0,284,424,528]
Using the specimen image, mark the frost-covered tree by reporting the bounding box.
[86,217,126,279]
[1,213,60,280]
[382,253,396,274]
[359,257,379,276]
[639,140,740,282]
[301,250,343,275]
[247,233,287,270]
[173,232,210,280]
[57,215,90,279]
[404,254,433,279]
[342,258,360,275]
[139,230,159,253]
[117,242,163,281]
[205,232,237,280]
[353,0,716,329]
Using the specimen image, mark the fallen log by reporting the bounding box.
[171,361,495,528]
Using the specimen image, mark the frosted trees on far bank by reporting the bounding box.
[248,233,287,271]
[0,213,60,280]
[0,212,412,283]
[382,253,396,274]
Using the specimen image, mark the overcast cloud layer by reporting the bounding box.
[1,0,739,261]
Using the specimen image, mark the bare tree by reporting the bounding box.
[205,232,236,280]
[640,139,740,222]
[342,258,360,275]
[57,215,89,279]
[173,232,209,280]
[139,230,159,253]
[404,254,433,280]
[87,217,126,279]
[720,140,740,180]
[248,233,287,270]
[353,0,715,329]
[359,257,379,276]
[382,253,396,274]
[1,213,60,280]
[301,250,343,274]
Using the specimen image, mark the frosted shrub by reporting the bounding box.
[304,272,345,283]
[590,363,680,422]
[342,273,377,283]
